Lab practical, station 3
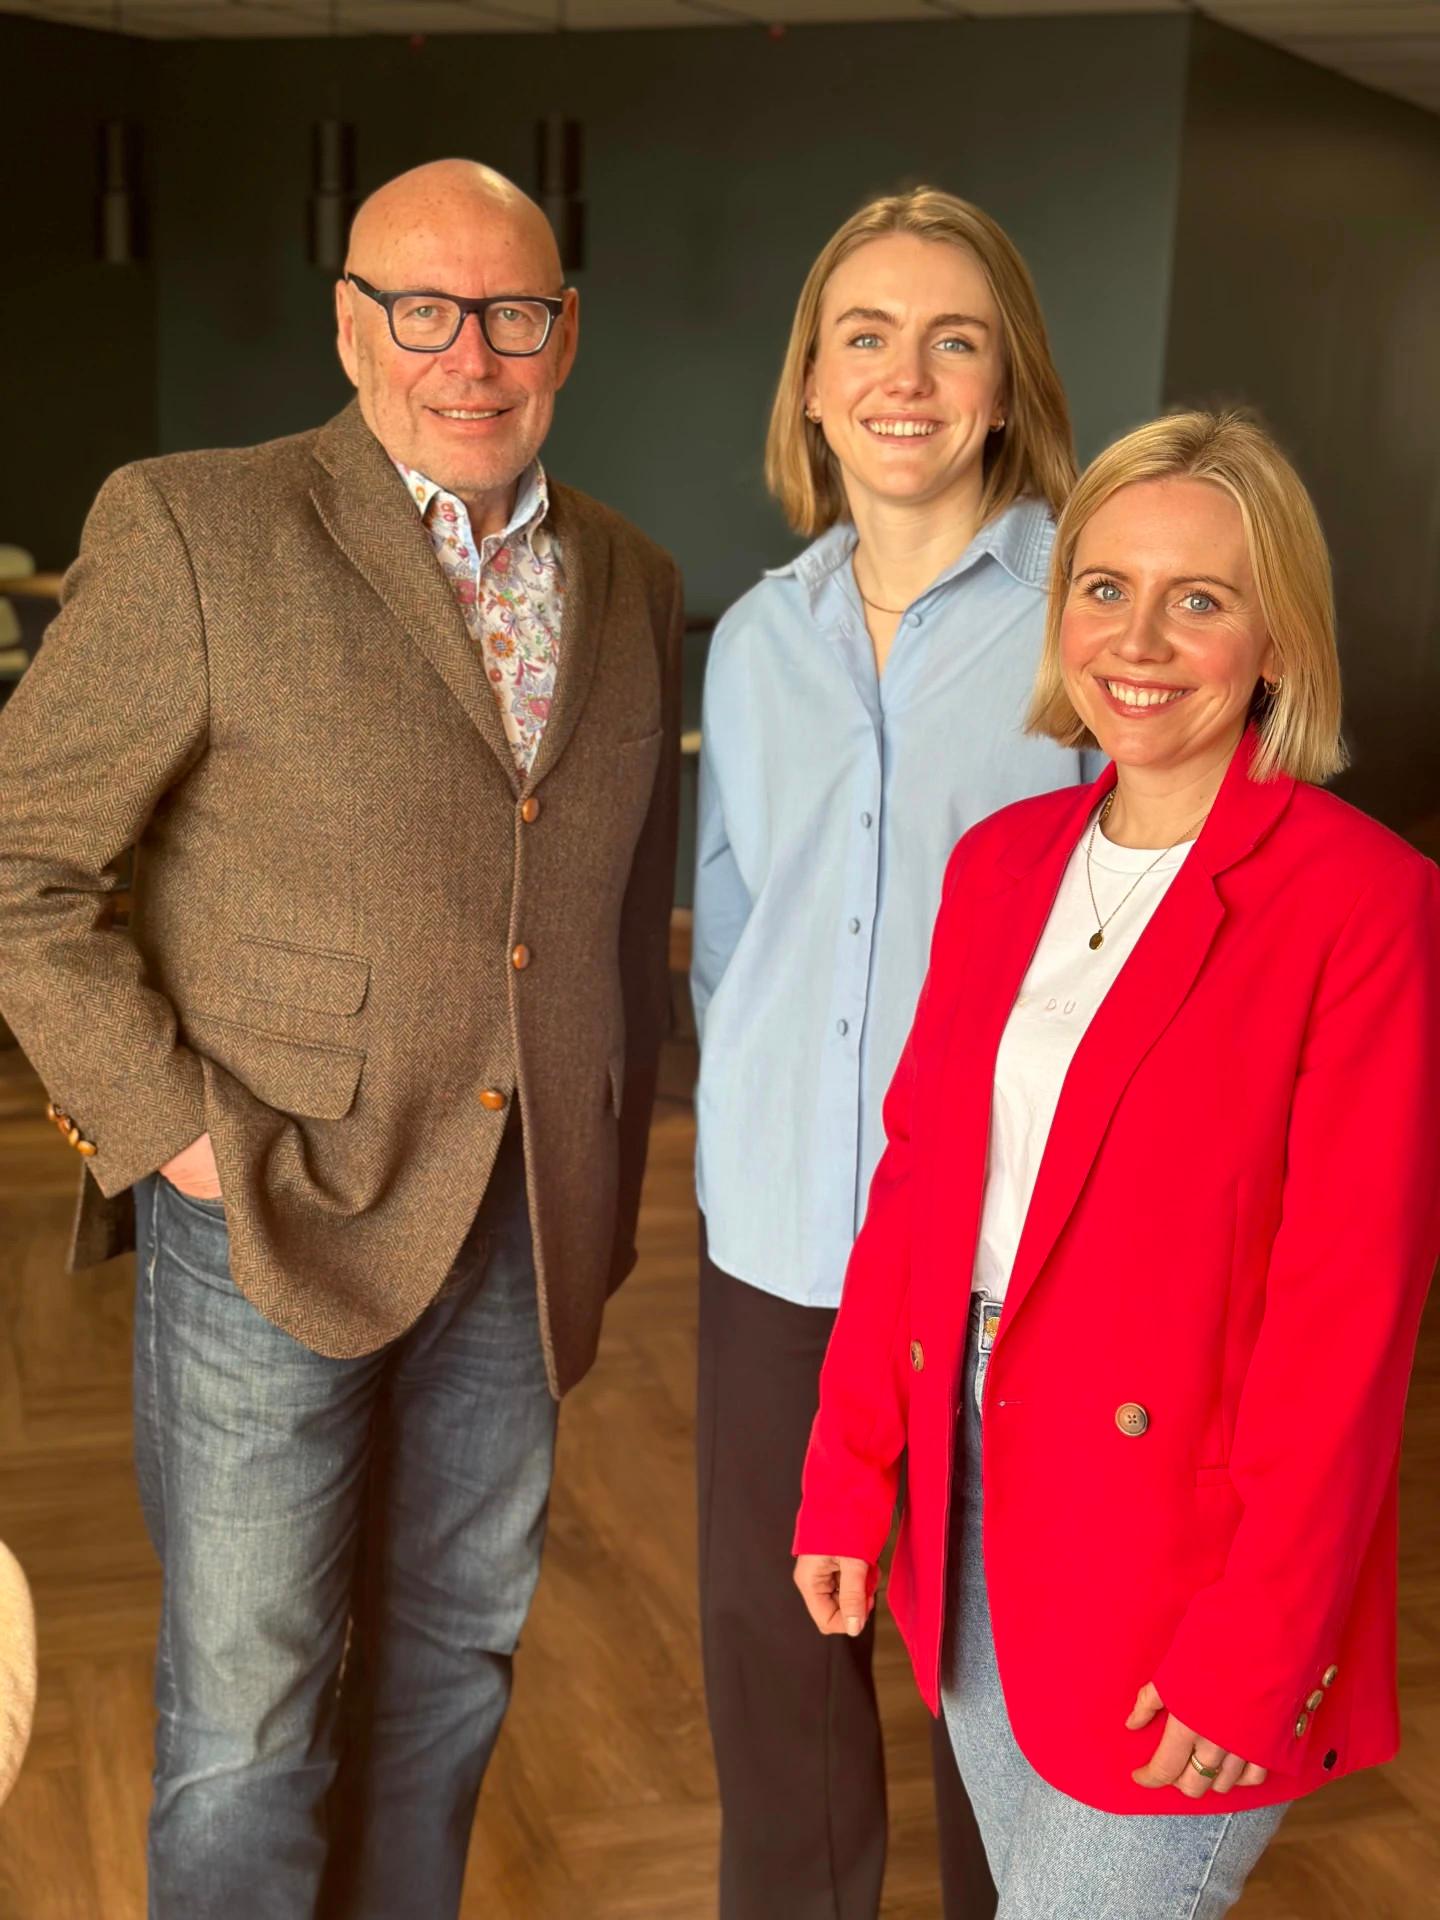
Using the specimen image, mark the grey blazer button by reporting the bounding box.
[1115,1403,1149,1437]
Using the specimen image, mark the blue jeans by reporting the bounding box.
[941,1297,1288,1920]
[132,1119,557,1920]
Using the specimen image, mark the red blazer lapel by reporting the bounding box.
[993,732,1296,1350]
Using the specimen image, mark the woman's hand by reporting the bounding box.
[794,1554,875,1638]
[1127,1682,1269,1796]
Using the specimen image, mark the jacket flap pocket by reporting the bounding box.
[232,937,370,1014]
[184,1011,364,1120]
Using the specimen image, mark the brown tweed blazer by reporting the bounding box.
[0,401,683,1395]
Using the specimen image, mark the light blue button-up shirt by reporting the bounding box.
[692,496,1092,1308]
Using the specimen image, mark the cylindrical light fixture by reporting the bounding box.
[536,114,584,273]
[97,120,144,266]
[308,119,357,273]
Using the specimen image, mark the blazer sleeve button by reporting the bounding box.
[1322,1665,1339,1687]
[1294,1712,1309,1737]
[910,1341,924,1372]
[1306,1689,1324,1711]
[76,1140,97,1158]
[1115,1403,1150,1436]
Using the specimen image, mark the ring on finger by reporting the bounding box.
[1187,1750,1222,1781]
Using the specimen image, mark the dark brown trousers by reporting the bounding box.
[697,1229,998,1920]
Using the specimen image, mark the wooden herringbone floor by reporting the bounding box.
[0,1042,1435,1918]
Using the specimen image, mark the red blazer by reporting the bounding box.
[794,735,1440,1814]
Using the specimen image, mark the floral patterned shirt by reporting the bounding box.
[397,459,565,778]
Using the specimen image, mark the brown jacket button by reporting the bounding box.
[478,1089,507,1111]
[1115,1403,1149,1437]
[520,797,541,824]
[910,1341,924,1372]
[76,1141,97,1157]
[511,944,531,970]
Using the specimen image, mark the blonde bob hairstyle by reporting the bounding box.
[1026,408,1347,785]
[765,187,1076,538]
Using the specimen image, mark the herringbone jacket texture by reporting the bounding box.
[0,401,683,1394]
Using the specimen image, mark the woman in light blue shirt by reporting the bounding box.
[692,188,1090,1920]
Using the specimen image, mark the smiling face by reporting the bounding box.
[804,233,1006,521]
[335,162,578,531]
[1060,476,1277,779]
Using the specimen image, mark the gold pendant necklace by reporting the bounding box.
[1084,793,1204,952]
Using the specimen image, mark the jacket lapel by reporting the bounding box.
[523,481,610,796]
[930,775,1110,1354]
[308,401,518,788]
[993,733,1296,1350]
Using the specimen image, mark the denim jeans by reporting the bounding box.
[132,1118,557,1920]
[941,1297,1288,1920]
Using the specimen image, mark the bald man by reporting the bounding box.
[0,161,683,1917]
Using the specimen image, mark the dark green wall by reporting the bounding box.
[1,15,157,569]
[1164,19,1440,833]
[140,15,1186,616]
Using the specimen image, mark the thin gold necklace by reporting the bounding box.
[1083,792,1205,952]
[852,552,907,617]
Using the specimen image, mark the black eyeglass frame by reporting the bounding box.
[345,274,566,356]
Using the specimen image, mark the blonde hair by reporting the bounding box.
[765,187,1076,537]
[1026,409,1347,784]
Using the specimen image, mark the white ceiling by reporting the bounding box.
[7,0,1440,118]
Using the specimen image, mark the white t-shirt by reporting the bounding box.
[971,817,1193,1303]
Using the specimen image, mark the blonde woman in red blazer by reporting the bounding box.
[791,409,1440,1917]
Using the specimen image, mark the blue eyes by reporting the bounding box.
[846,333,974,353]
[1083,580,1221,613]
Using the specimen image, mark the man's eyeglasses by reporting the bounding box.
[345,274,565,357]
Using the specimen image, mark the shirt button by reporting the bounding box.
[860,811,873,829]
[836,1019,849,1037]
[478,1089,507,1111]
[511,944,531,970]
[848,918,861,934]
[520,796,541,823]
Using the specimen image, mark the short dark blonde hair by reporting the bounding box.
[764,187,1076,537]
[1026,409,1347,784]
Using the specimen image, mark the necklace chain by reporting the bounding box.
[1083,792,1206,953]
[852,550,907,617]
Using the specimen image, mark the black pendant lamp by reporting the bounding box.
[308,118,357,273]
[536,114,584,273]
[97,118,144,266]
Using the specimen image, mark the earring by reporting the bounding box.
[805,406,821,424]
[1264,676,1284,696]
[991,418,1005,433]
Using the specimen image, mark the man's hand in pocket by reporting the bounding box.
[159,1133,221,1201]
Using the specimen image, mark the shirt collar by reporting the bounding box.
[395,458,551,555]
[766,494,1054,616]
